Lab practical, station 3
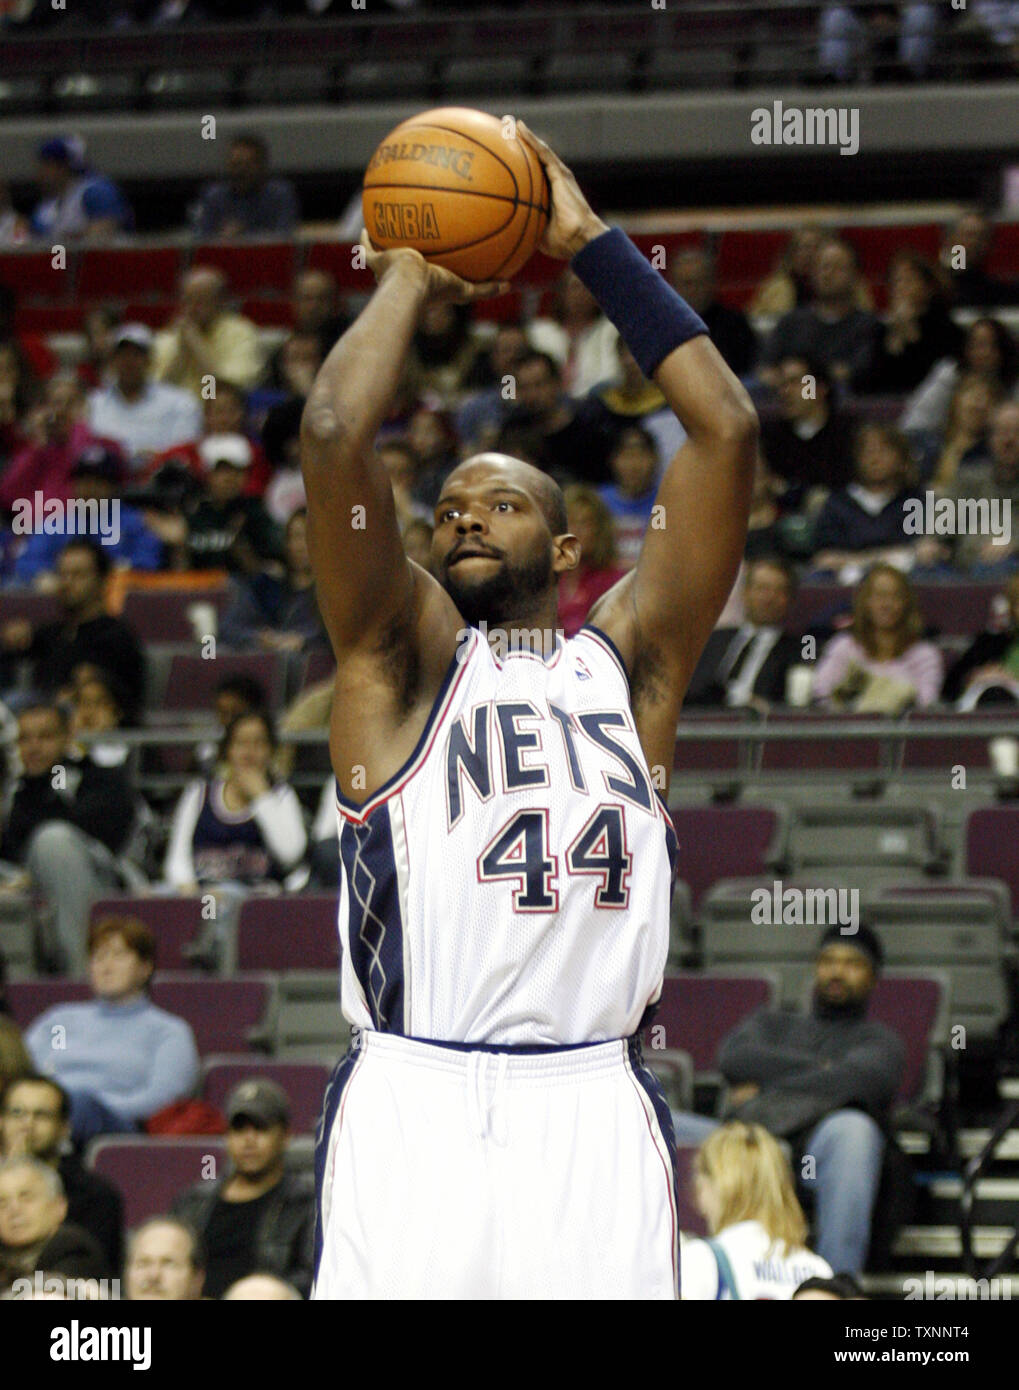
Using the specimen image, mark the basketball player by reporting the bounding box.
[304,123,758,1300]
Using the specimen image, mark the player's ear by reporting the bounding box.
[552,532,582,575]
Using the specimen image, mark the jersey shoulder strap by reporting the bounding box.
[706,1238,741,1300]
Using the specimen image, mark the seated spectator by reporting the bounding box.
[85,323,202,472]
[172,1078,314,1298]
[669,246,757,379]
[705,926,905,1274]
[156,434,282,574]
[456,322,531,453]
[557,485,626,638]
[928,373,1000,491]
[164,710,307,894]
[0,340,38,473]
[0,959,32,1091]
[0,702,140,972]
[219,507,326,653]
[585,337,686,475]
[143,379,271,500]
[818,2,938,82]
[811,564,944,711]
[684,556,802,708]
[377,439,433,535]
[75,305,120,393]
[0,538,147,723]
[264,271,348,392]
[865,250,963,395]
[939,209,1019,309]
[68,666,131,769]
[223,1272,301,1300]
[191,133,299,240]
[750,225,826,318]
[23,915,200,1145]
[529,270,620,397]
[497,351,610,485]
[680,1123,832,1300]
[12,446,163,589]
[0,374,110,514]
[30,136,133,244]
[0,179,29,246]
[760,354,855,507]
[946,400,1019,578]
[903,315,1018,441]
[0,1074,123,1272]
[191,671,267,778]
[0,1157,108,1295]
[153,268,262,399]
[943,571,1019,707]
[597,426,660,570]
[745,455,807,562]
[763,237,881,393]
[125,1217,205,1302]
[406,301,480,400]
[809,424,928,581]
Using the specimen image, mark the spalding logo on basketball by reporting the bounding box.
[362,107,551,283]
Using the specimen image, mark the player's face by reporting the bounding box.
[432,462,558,628]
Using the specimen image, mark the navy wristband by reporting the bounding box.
[571,226,708,380]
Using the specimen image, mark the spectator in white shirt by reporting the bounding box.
[681,1122,832,1300]
[86,324,202,473]
[528,270,621,398]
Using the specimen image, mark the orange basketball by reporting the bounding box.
[362,107,551,283]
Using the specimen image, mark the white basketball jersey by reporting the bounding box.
[680,1222,833,1300]
[333,624,678,1045]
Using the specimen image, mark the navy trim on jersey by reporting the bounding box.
[412,1035,610,1055]
[333,630,474,815]
[579,623,631,691]
[313,1043,361,1284]
[339,805,406,1033]
[626,1034,681,1294]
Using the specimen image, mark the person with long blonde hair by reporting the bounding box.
[681,1122,832,1299]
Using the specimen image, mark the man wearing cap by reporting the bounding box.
[86,324,202,471]
[171,1078,314,1299]
[714,925,906,1274]
[30,137,133,244]
[12,445,163,587]
[176,434,282,573]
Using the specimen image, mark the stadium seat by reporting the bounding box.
[242,64,330,105]
[88,897,207,972]
[343,59,431,104]
[542,50,635,93]
[162,652,286,711]
[305,240,369,293]
[787,583,852,635]
[272,972,349,1060]
[675,1144,708,1236]
[0,593,60,626]
[865,971,951,1106]
[901,709,1019,772]
[149,974,277,1055]
[0,250,73,302]
[646,971,779,1077]
[914,584,998,636]
[202,1056,329,1134]
[784,801,942,879]
[668,878,695,967]
[668,804,787,908]
[443,56,535,98]
[984,222,1019,280]
[87,1137,227,1230]
[755,710,887,774]
[673,709,753,776]
[6,980,91,1031]
[145,69,234,108]
[236,896,338,972]
[192,243,296,298]
[242,298,296,328]
[77,247,180,301]
[121,587,228,645]
[964,807,1019,920]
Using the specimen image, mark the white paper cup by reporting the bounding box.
[187,601,218,644]
[786,665,814,708]
[990,736,1019,778]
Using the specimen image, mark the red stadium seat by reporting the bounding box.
[242,297,296,328]
[0,593,60,626]
[149,973,276,1055]
[841,223,941,278]
[756,710,886,773]
[305,240,370,292]
[89,897,206,972]
[965,807,1019,920]
[668,805,786,908]
[672,709,751,775]
[901,709,1019,771]
[647,972,778,1074]
[914,584,997,636]
[121,586,228,644]
[984,222,1019,280]
[192,242,295,297]
[675,1144,708,1236]
[236,896,338,972]
[202,1056,330,1133]
[77,246,180,301]
[161,651,286,711]
[716,229,788,284]
[787,583,852,634]
[86,1136,228,1230]
[471,290,524,324]
[7,980,91,1030]
[299,647,336,693]
[13,304,85,334]
[0,250,71,301]
[120,300,173,329]
[868,973,947,1104]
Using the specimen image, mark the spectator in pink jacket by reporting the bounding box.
[0,375,117,513]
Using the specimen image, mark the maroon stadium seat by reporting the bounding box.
[120,300,173,329]
[236,896,338,972]
[982,221,1019,280]
[673,709,750,775]
[841,223,941,278]
[305,241,368,292]
[668,805,785,908]
[914,584,997,636]
[757,710,885,773]
[89,897,206,972]
[965,807,1019,919]
[675,1144,708,1236]
[299,647,335,693]
[86,1137,228,1229]
[13,304,85,334]
[0,593,60,624]
[7,980,91,1030]
[242,297,296,327]
[867,973,947,1104]
[902,709,1019,771]
[149,974,275,1055]
[192,242,295,297]
[121,586,228,644]
[161,651,285,710]
[0,250,71,301]
[77,246,180,301]
[202,1056,330,1133]
[787,583,852,634]
[646,972,778,1074]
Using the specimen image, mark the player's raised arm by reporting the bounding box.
[300,236,504,654]
[518,124,758,699]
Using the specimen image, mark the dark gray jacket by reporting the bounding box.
[172,1167,315,1297]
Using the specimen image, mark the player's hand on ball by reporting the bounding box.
[515,120,608,260]
[359,229,508,304]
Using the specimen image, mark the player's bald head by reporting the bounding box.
[445,454,568,536]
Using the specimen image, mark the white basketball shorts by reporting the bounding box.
[311,1030,679,1300]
